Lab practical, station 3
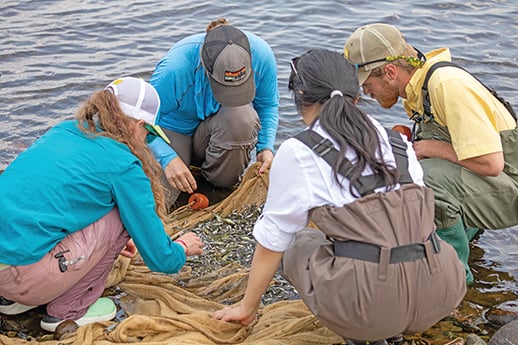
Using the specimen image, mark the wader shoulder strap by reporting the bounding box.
[385,128,413,186]
[421,61,516,120]
[294,128,413,197]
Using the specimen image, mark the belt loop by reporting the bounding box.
[424,240,438,274]
[377,247,390,281]
[9,266,22,285]
[430,232,441,253]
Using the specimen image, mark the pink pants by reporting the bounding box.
[0,208,129,319]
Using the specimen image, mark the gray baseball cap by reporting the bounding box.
[201,25,255,107]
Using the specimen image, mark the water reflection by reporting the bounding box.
[477,226,518,281]
[0,1,517,337]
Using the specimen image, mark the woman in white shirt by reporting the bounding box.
[214,49,466,345]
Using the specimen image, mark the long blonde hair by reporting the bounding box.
[76,90,168,222]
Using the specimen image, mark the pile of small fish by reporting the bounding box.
[184,206,299,306]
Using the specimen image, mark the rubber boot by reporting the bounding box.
[466,227,482,241]
[436,221,474,285]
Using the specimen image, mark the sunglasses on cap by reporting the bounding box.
[354,47,427,70]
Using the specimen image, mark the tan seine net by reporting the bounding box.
[0,163,343,345]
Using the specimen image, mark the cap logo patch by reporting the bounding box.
[224,66,247,82]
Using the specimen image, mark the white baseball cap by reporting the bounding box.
[105,77,170,144]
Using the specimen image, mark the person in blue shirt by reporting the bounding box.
[0,77,203,332]
[149,18,279,206]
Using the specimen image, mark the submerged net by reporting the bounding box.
[0,163,344,345]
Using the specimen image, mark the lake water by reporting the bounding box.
[1,0,517,298]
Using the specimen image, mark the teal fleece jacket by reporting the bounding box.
[0,120,185,273]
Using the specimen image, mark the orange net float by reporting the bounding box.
[391,125,412,141]
[188,193,209,210]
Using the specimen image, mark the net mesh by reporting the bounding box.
[0,163,344,344]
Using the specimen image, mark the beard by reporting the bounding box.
[375,78,400,109]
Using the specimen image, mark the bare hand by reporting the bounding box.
[164,157,197,193]
[256,149,273,175]
[175,232,204,256]
[120,239,137,258]
[213,305,257,326]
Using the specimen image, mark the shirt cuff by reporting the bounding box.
[148,137,177,169]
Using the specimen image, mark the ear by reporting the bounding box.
[133,119,146,131]
[384,64,398,80]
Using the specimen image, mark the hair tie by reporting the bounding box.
[330,90,343,98]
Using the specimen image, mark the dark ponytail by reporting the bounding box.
[288,49,398,196]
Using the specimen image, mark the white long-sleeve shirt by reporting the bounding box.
[253,116,424,252]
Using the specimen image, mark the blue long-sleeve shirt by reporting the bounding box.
[149,31,279,168]
[0,120,185,274]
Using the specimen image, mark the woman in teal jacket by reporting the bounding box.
[0,77,203,332]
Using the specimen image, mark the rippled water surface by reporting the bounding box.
[1,0,517,295]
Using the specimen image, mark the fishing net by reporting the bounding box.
[0,162,344,345]
[165,162,271,235]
